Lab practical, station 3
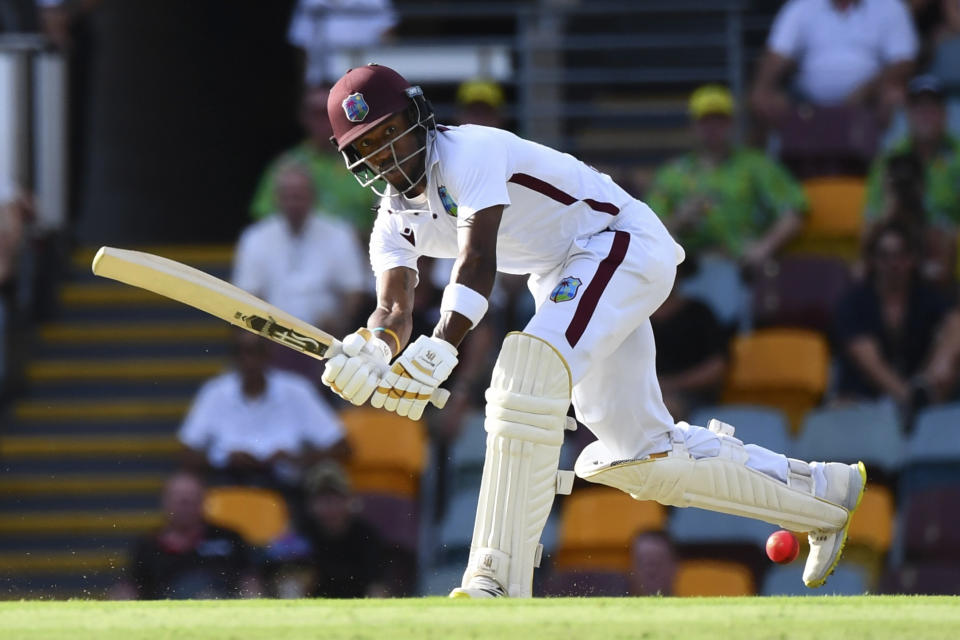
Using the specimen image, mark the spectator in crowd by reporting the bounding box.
[455,78,506,128]
[0,177,32,398]
[866,75,960,228]
[179,331,348,487]
[629,531,678,597]
[834,220,960,409]
[646,85,805,327]
[650,262,730,421]
[299,461,389,598]
[237,161,368,344]
[751,0,918,128]
[250,85,375,234]
[111,470,263,600]
[287,0,397,87]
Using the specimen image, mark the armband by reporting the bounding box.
[440,283,489,329]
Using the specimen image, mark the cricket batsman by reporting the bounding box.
[320,64,866,598]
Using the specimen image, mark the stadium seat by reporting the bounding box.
[908,404,960,462]
[847,484,895,554]
[203,486,290,546]
[448,410,487,493]
[722,329,830,431]
[437,490,478,564]
[673,559,755,596]
[931,36,960,92]
[762,563,867,596]
[554,487,666,571]
[881,562,960,595]
[779,106,879,180]
[786,177,867,259]
[901,487,960,564]
[669,508,776,548]
[688,405,792,455]
[677,254,752,329]
[793,401,904,472]
[338,407,428,498]
[357,493,420,553]
[752,255,852,333]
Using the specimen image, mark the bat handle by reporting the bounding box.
[430,387,451,409]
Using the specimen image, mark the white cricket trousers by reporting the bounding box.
[522,200,791,484]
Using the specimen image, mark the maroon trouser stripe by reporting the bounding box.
[565,230,630,348]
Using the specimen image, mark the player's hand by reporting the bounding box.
[372,335,458,420]
[322,328,392,406]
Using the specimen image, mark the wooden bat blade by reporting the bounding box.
[91,246,449,409]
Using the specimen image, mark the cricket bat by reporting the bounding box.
[91,246,449,408]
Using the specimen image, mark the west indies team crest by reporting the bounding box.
[438,185,458,217]
[342,92,369,122]
[550,276,582,303]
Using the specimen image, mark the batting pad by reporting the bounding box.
[575,420,849,533]
[460,332,573,598]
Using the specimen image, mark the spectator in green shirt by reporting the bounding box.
[251,86,375,234]
[865,75,960,228]
[646,84,807,273]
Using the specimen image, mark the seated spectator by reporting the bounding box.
[629,531,678,597]
[287,0,396,87]
[300,461,389,598]
[179,331,348,487]
[646,85,805,327]
[751,0,918,128]
[249,85,375,234]
[111,470,263,600]
[455,78,506,128]
[236,161,368,344]
[650,263,729,421]
[834,220,960,409]
[866,76,960,228]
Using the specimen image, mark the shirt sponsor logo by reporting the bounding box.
[549,276,582,303]
[342,92,370,122]
[438,185,458,217]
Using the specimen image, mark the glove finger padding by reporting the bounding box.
[342,330,369,357]
[349,371,380,406]
[341,363,372,399]
[333,355,364,391]
[321,354,348,389]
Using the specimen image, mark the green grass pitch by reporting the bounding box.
[0,596,958,639]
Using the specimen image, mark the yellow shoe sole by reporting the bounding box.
[449,591,472,599]
[805,460,868,588]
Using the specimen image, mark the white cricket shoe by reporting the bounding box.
[803,461,867,588]
[449,576,507,599]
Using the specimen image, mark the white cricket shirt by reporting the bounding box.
[768,0,918,105]
[369,124,644,278]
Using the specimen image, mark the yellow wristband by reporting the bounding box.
[372,327,400,353]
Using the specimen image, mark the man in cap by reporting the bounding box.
[865,75,960,227]
[319,63,866,597]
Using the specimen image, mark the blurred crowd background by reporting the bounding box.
[1,0,960,600]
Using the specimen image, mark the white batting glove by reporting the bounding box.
[321,328,392,406]
[372,335,458,420]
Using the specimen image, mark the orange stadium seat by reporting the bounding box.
[554,487,666,572]
[673,559,756,597]
[723,328,830,432]
[848,484,895,554]
[204,486,290,546]
[338,406,428,498]
[788,177,867,260]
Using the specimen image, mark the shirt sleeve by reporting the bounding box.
[177,382,221,464]
[444,132,512,221]
[368,208,420,278]
[767,0,806,60]
[232,226,268,297]
[289,377,346,450]
[752,153,808,220]
[880,0,919,64]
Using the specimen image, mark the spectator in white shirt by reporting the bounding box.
[179,331,349,486]
[751,0,919,127]
[287,0,397,86]
[233,161,368,343]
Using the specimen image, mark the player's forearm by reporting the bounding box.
[758,212,802,256]
[433,249,496,347]
[367,304,413,356]
[367,266,417,356]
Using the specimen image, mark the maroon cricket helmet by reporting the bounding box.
[328,64,413,151]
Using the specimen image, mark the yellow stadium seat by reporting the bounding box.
[204,486,290,546]
[848,484,895,553]
[673,559,756,597]
[723,328,830,432]
[554,487,666,571]
[788,177,867,260]
[338,407,428,498]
